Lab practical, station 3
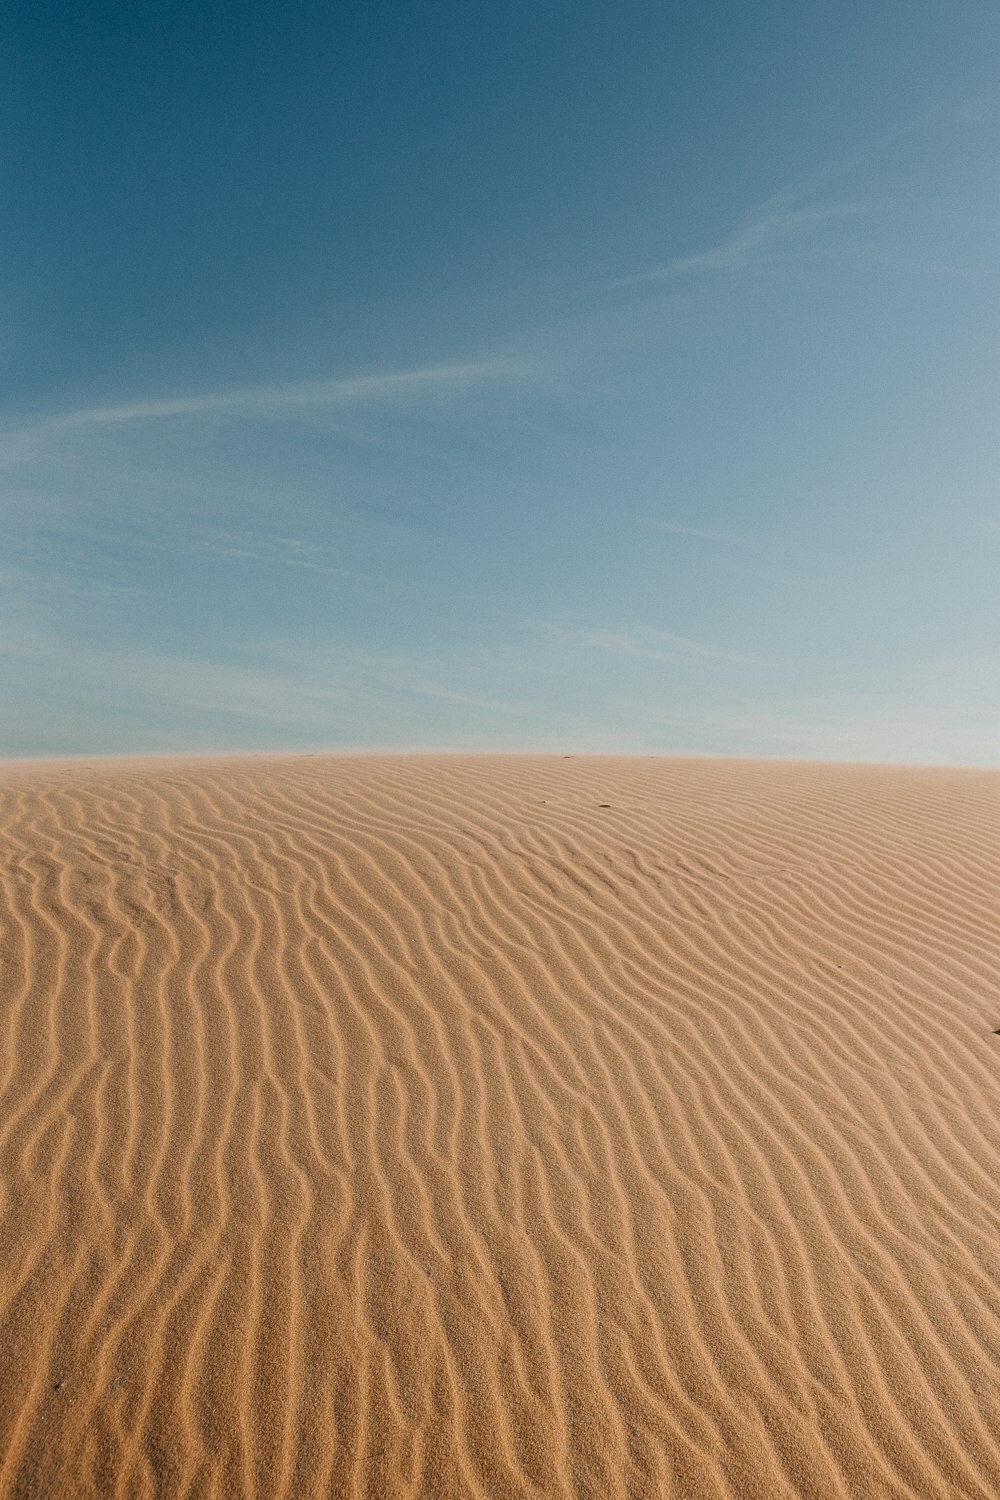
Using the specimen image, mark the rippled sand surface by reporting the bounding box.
[1,754,1000,1499]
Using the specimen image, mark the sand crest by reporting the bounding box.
[1,754,999,1498]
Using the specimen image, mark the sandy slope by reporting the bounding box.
[0,755,999,1499]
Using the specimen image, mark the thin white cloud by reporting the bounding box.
[683,696,1000,767]
[648,520,816,591]
[66,357,532,425]
[651,521,746,546]
[0,626,537,740]
[0,355,539,465]
[612,94,991,293]
[614,197,871,287]
[552,623,773,668]
[183,530,343,572]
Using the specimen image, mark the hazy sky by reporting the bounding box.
[4,2,999,760]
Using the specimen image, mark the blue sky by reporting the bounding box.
[4,1,1000,761]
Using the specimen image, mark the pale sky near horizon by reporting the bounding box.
[4,2,1000,762]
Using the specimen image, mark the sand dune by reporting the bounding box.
[1,755,999,1498]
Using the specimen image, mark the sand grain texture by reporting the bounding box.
[1,754,999,1498]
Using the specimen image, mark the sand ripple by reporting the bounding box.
[1,755,1000,1497]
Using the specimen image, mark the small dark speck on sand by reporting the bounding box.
[598,804,611,808]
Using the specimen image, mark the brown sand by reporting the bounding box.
[1,755,999,1499]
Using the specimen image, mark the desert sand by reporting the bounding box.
[1,754,999,1498]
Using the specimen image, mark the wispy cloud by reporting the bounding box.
[677,690,1000,767]
[550,622,773,668]
[141,527,344,573]
[648,519,816,592]
[2,522,352,606]
[651,521,746,546]
[610,97,991,293]
[615,197,871,287]
[0,624,542,755]
[68,357,531,424]
[0,355,539,465]
[194,534,340,567]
